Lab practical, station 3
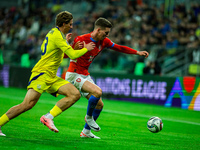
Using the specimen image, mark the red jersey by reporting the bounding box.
[67,33,137,75]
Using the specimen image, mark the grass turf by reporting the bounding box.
[0,86,200,150]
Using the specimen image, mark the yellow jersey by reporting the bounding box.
[32,27,88,77]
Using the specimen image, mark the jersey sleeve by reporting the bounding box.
[110,43,137,54]
[104,38,115,48]
[64,47,88,59]
[104,38,137,54]
[64,36,81,58]
[55,34,88,59]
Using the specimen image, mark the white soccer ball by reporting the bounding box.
[147,116,163,133]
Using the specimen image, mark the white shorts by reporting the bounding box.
[65,72,94,97]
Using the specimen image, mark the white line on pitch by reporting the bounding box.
[0,94,200,126]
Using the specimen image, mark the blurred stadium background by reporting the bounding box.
[0,1,200,149]
[0,0,200,111]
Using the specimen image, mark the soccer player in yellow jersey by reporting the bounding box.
[0,11,95,136]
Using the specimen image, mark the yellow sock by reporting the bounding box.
[50,105,62,118]
[0,114,10,126]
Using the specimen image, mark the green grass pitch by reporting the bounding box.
[0,86,200,150]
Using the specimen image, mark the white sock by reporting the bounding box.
[83,128,90,134]
[86,114,92,119]
[44,113,54,119]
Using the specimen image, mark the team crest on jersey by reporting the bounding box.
[37,84,41,90]
[76,78,81,82]
[89,56,95,62]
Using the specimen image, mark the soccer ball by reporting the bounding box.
[147,116,163,133]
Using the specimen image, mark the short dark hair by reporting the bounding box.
[94,17,113,29]
[56,11,73,27]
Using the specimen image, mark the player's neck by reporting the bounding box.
[57,26,66,35]
[90,31,99,41]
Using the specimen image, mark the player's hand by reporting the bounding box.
[137,51,149,58]
[74,41,83,50]
[66,33,72,42]
[83,41,95,51]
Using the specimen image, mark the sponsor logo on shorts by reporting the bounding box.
[76,78,81,82]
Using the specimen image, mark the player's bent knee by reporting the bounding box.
[93,88,102,98]
[70,91,81,102]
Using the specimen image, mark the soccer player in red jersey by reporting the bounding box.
[64,17,149,139]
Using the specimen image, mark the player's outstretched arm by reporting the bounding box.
[65,34,83,50]
[71,40,95,51]
[83,41,95,52]
[74,41,83,50]
[63,42,95,59]
[111,44,149,58]
[137,51,149,58]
